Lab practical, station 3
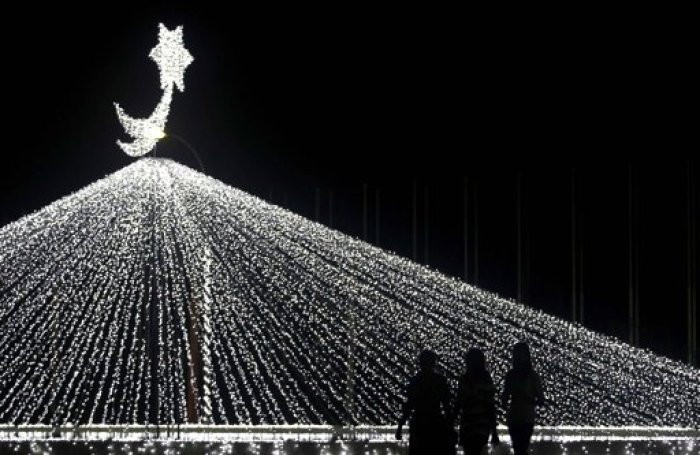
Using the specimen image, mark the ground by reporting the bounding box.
[1,440,698,455]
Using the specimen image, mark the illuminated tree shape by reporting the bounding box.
[114,24,193,157]
[0,158,698,427]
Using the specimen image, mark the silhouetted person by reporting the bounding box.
[452,348,499,454]
[501,342,545,455]
[396,349,453,455]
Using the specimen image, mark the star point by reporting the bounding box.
[149,23,194,92]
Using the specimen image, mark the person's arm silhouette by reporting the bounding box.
[534,372,545,407]
[396,380,415,440]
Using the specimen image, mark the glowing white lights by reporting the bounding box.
[149,24,193,92]
[0,158,698,428]
[114,24,193,157]
[0,424,698,442]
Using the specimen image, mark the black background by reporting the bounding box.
[0,4,696,362]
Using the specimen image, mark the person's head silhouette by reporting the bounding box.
[512,341,533,371]
[465,347,487,374]
[418,349,438,373]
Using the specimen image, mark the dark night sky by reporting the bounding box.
[0,5,696,362]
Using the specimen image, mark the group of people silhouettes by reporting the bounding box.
[396,342,545,455]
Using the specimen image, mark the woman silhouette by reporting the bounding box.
[396,350,453,455]
[452,347,500,454]
[501,342,545,455]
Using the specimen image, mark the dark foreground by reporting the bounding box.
[1,440,698,455]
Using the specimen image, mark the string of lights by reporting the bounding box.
[0,158,698,427]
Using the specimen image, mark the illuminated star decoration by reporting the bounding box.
[150,23,193,92]
[114,23,194,157]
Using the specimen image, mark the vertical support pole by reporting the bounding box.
[687,161,697,365]
[200,248,214,424]
[517,172,523,303]
[628,164,636,345]
[464,177,469,282]
[345,288,357,424]
[375,188,381,246]
[48,295,59,430]
[362,183,368,241]
[315,187,321,222]
[572,168,578,323]
[579,221,585,325]
[473,180,479,285]
[412,180,418,261]
[424,184,429,265]
[634,173,640,346]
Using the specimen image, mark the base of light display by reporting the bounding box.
[0,429,698,455]
[1,424,697,443]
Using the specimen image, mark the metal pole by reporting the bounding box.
[572,168,577,322]
[474,180,479,285]
[464,177,469,282]
[329,190,334,229]
[517,172,523,303]
[424,184,429,265]
[375,188,380,246]
[48,295,59,431]
[687,161,697,365]
[147,198,157,426]
[363,183,368,241]
[634,174,640,346]
[628,165,636,345]
[315,187,321,222]
[694,163,698,366]
[579,214,585,325]
[345,291,357,423]
[413,180,418,261]
[169,133,206,173]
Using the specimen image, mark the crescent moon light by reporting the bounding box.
[114,23,194,157]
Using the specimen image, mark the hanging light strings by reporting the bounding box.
[0,158,698,427]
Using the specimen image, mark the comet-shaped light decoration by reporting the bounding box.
[114,23,193,157]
